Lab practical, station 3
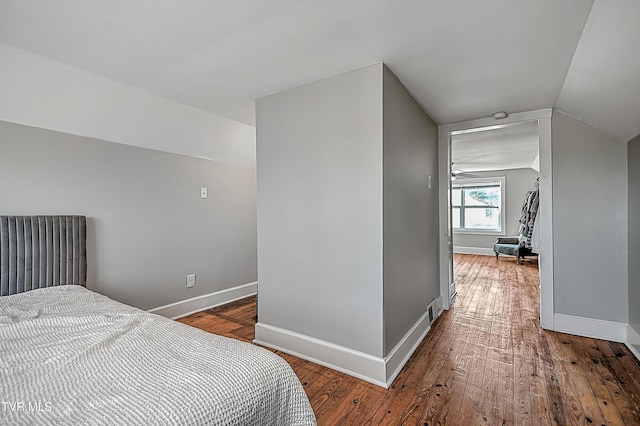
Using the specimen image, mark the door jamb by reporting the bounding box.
[438,109,554,330]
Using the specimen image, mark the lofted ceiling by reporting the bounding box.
[0,0,638,142]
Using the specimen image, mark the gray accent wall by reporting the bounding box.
[551,111,628,322]
[453,168,539,250]
[256,64,440,359]
[628,134,640,331]
[382,66,439,355]
[0,120,257,310]
[256,64,385,356]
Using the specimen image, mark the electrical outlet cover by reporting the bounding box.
[186,274,196,288]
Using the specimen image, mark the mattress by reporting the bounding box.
[0,285,316,425]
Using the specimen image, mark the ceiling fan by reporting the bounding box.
[451,163,478,180]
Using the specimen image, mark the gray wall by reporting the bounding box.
[256,65,385,356]
[0,120,257,310]
[382,66,439,355]
[629,134,640,330]
[552,111,628,322]
[453,168,540,250]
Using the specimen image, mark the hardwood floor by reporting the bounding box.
[179,254,640,425]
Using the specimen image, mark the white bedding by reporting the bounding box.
[0,286,316,425]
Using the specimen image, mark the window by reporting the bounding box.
[452,177,505,234]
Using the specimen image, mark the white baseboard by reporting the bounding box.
[254,305,437,389]
[626,324,640,362]
[385,296,441,386]
[255,323,387,387]
[453,246,495,256]
[553,313,626,343]
[148,282,257,320]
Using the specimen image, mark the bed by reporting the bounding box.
[0,216,316,425]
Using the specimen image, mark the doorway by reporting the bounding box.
[438,109,554,330]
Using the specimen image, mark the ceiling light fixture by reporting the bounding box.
[492,111,508,120]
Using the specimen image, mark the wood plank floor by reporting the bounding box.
[179,254,640,425]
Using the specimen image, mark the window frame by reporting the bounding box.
[452,176,506,235]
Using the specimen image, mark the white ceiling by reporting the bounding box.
[1,0,639,142]
[451,121,539,173]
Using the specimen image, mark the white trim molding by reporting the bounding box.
[453,246,495,256]
[627,325,640,362]
[255,302,439,389]
[148,282,257,319]
[537,111,554,330]
[553,313,626,343]
[438,125,454,311]
[439,108,554,328]
[254,323,387,387]
[385,297,442,386]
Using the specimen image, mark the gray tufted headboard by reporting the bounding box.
[0,216,87,296]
